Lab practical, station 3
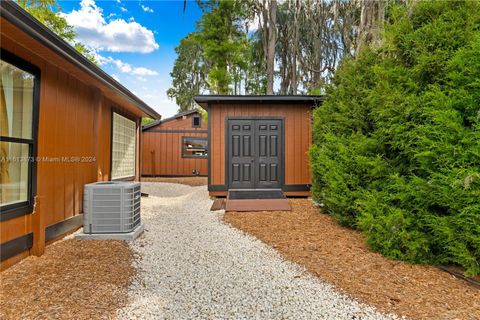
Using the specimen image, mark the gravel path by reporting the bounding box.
[117,182,399,320]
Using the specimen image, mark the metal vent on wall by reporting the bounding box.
[83,181,141,234]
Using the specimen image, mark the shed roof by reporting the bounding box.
[1,1,161,119]
[193,95,324,108]
[142,109,200,131]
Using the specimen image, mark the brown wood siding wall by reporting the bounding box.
[1,28,142,269]
[209,103,312,187]
[142,114,208,176]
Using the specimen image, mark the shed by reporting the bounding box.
[194,95,323,197]
[0,1,160,270]
[141,110,208,177]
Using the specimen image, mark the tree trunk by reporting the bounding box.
[356,0,385,54]
[280,35,289,94]
[266,0,277,94]
[290,0,300,95]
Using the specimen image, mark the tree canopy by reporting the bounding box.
[18,0,96,63]
[168,0,363,112]
[310,0,480,276]
[168,0,263,111]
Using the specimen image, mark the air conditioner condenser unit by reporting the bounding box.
[83,181,142,234]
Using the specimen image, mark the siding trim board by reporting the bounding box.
[208,184,228,192]
[282,184,311,192]
[142,174,208,177]
[0,233,33,262]
[145,130,208,134]
[212,185,311,192]
[45,214,83,242]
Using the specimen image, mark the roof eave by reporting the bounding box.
[142,109,199,131]
[1,1,161,119]
[193,95,324,108]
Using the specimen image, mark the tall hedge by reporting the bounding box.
[310,1,480,276]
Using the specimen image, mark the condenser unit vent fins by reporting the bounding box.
[83,181,141,234]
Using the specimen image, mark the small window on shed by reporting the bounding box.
[182,137,207,158]
[192,115,201,128]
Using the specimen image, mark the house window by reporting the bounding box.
[192,114,201,128]
[111,112,136,180]
[0,51,39,221]
[182,137,207,158]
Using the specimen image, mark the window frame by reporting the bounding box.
[181,136,208,159]
[110,109,138,181]
[192,114,201,128]
[0,49,40,222]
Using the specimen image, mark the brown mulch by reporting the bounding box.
[142,176,208,186]
[223,199,480,320]
[0,239,134,320]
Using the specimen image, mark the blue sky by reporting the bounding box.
[58,0,203,118]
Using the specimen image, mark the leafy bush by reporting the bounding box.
[310,1,480,276]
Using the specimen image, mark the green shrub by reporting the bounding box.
[310,0,480,276]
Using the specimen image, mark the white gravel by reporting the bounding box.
[117,182,399,320]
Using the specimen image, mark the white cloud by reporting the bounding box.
[120,6,127,12]
[97,55,159,76]
[136,76,147,82]
[144,94,178,118]
[141,5,154,13]
[115,79,179,118]
[62,0,158,53]
[130,66,158,76]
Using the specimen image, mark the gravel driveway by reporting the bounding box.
[117,182,399,320]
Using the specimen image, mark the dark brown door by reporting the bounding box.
[228,119,282,190]
[254,119,282,189]
[228,120,255,189]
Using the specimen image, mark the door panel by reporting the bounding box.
[243,136,251,156]
[232,135,240,156]
[255,120,282,189]
[243,163,252,181]
[228,120,255,189]
[228,119,283,190]
[270,136,277,156]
